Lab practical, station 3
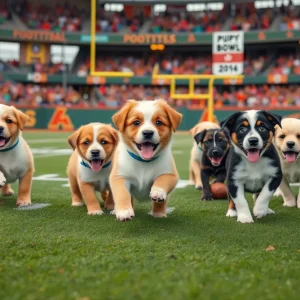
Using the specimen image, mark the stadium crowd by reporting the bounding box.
[15,1,87,32]
[2,2,299,33]
[75,54,270,77]
[1,81,300,108]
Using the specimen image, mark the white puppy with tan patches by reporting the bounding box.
[274,118,300,208]
[67,123,118,215]
[0,104,34,207]
[109,99,182,221]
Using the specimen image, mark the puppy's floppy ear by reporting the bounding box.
[262,111,282,130]
[194,130,206,144]
[158,100,182,132]
[112,100,137,132]
[12,107,29,131]
[220,112,242,132]
[67,128,81,150]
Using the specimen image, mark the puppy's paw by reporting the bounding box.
[149,211,167,218]
[273,190,282,198]
[226,208,237,217]
[88,210,104,216]
[253,206,273,218]
[110,210,116,215]
[283,196,296,207]
[150,187,167,203]
[195,184,203,190]
[237,213,254,223]
[116,208,135,221]
[3,188,14,196]
[16,201,31,207]
[201,193,213,201]
[72,201,84,207]
[297,200,300,209]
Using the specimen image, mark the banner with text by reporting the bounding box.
[212,31,244,75]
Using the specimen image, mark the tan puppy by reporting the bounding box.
[274,118,300,207]
[0,104,33,206]
[110,99,182,221]
[189,121,220,189]
[67,123,118,215]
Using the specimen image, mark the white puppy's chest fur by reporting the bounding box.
[116,141,173,200]
[0,138,31,183]
[281,158,300,183]
[78,156,110,192]
[234,155,278,192]
[193,143,203,163]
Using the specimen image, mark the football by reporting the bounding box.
[210,182,228,199]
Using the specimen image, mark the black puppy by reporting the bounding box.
[221,110,282,223]
[194,129,230,200]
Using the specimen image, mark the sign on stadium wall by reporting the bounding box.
[212,31,244,75]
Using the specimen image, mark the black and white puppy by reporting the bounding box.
[194,129,230,200]
[221,110,282,223]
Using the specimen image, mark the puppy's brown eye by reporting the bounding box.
[297,134,300,139]
[101,140,107,145]
[83,140,89,145]
[156,120,163,126]
[279,134,286,139]
[133,120,140,126]
[6,119,12,124]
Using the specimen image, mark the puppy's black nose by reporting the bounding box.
[286,141,295,149]
[212,149,220,156]
[91,150,100,156]
[142,130,154,139]
[0,126,3,133]
[249,137,259,146]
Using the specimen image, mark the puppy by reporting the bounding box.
[0,104,33,206]
[109,99,182,221]
[67,123,118,215]
[274,118,300,208]
[221,110,282,223]
[194,128,230,200]
[189,122,220,189]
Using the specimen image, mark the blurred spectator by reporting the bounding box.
[0,3,9,24]
[280,5,300,30]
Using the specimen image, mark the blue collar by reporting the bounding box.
[127,150,159,163]
[197,146,203,152]
[80,160,111,170]
[0,138,19,152]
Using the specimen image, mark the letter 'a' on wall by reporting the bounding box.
[212,31,244,75]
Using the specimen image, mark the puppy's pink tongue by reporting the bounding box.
[91,160,102,172]
[285,153,296,163]
[0,139,6,147]
[247,150,260,163]
[140,144,154,160]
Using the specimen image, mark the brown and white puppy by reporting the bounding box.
[189,121,220,189]
[110,99,182,221]
[274,118,300,208]
[67,123,118,215]
[0,104,33,206]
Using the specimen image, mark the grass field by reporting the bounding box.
[1,132,300,300]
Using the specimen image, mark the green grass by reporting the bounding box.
[1,132,300,300]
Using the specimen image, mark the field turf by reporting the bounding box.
[1,131,300,300]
